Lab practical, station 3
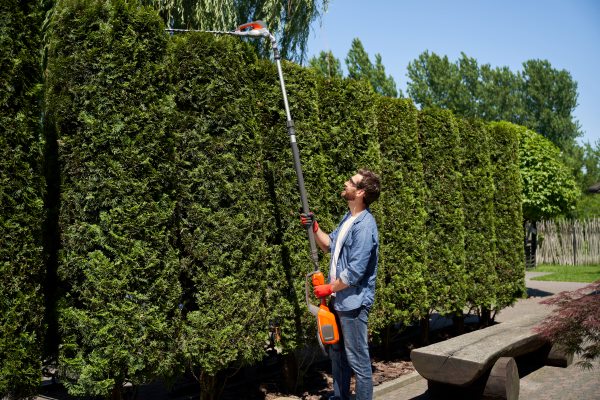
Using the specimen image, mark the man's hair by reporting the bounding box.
[357,169,381,206]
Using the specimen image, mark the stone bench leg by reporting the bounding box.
[545,343,573,368]
[482,357,519,400]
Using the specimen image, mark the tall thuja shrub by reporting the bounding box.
[168,33,270,397]
[457,118,497,323]
[0,1,45,397]
[316,77,380,201]
[488,121,525,311]
[418,108,467,324]
[45,1,180,397]
[255,59,331,388]
[371,97,428,348]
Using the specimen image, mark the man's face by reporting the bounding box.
[341,174,364,201]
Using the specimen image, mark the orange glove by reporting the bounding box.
[299,211,319,233]
[314,284,333,298]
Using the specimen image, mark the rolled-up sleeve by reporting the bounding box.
[339,224,375,286]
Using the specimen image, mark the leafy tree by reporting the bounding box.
[0,0,46,397]
[479,64,525,123]
[141,0,329,61]
[521,59,581,148]
[407,51,582,149]
[345,37,398,97]
[519,128,580,221]
[406,51,462,113]
[535,281,600,370]
[308,50,342,79]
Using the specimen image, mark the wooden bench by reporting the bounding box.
[410,313,572,400]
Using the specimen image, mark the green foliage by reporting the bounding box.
[521,59,581,148]
[0,0,46,397]
[308,50,343,79]
[457,118,497,312]
[141,0,329,62]
[407,51,581,149]
[345,38,398,98]
[488,122,525,310]
[168,32,270,385]
[0,1,529,391]
[573,195,600,218]
[519,127,580,221]
[45,0,181,395]
[371,97,428,336]
[418,108,467,316]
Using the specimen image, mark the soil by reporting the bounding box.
[260,359,415,400]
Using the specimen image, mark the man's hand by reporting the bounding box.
[299,211,319,233]
[314,284,333,298]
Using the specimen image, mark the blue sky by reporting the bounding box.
[306,0,600,146]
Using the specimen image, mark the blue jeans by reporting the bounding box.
[328,303,372,400]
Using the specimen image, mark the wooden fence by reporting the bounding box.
[536,218,600,265]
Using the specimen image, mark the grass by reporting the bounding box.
[530,264,600,283]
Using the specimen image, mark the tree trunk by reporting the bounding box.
[281,352,299,393]
[453,313,465,335]
[420,316,430,346]
[111,385,122,400]
[480,306,492,328]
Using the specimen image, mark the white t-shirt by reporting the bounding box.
[330,211,364,286]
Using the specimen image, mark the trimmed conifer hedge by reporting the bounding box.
[418,108,467,316]
[0,1,46,397]
[168,32,271,394]
[45,1,180,396]
[457,118,497,315]
[371,97,428,340]
[2,1,530,392]
[488,121,525,310]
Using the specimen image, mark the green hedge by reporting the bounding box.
[418,108,467,316]
[457,118,497,314]
[0,1,46,397]
[45,1,180,396]
[3,1,529,393]
[168,32,270,392]
[489,122,525,310]
[371,97,428,340]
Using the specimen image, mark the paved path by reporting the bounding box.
[375,273,597,399]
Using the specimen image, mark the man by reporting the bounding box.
[300,168,380,400]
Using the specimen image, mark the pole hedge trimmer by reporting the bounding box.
[166,21,339,351]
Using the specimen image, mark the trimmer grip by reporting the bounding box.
[312,271,325,287]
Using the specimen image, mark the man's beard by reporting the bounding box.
[341,189,355,201]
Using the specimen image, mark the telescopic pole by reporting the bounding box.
[267,37,320,273]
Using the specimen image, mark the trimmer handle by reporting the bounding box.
[311,271,328,306]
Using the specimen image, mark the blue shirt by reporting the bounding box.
[328,209,379,312]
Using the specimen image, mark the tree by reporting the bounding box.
[535,281,600,370]
[519,128,580,221]
[140,0,329,62]
[407,51,582,149]
[521,59,581,148]
[308,50,343,79]
[406,51,461,112]
[372,53,398,98]
[346,37,398,97]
